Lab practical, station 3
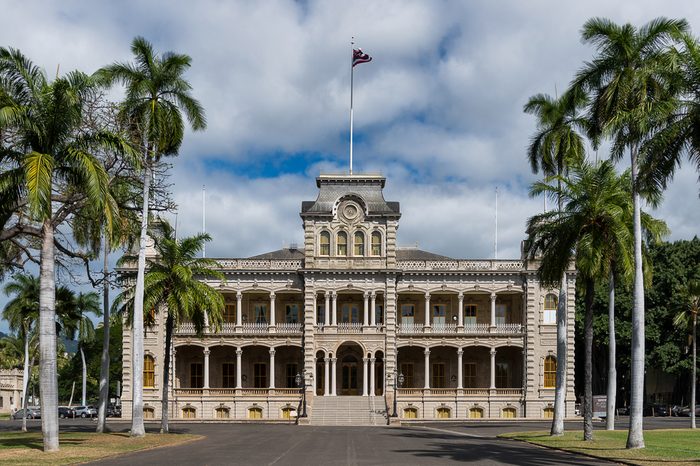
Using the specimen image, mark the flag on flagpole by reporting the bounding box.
[352,48,372,67]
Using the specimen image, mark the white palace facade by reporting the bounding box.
[120,174,575,424]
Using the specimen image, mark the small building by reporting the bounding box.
[0,368,23,414]
[120,173,576,423]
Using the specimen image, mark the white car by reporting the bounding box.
[74,405,97,418]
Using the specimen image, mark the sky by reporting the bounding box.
[1,0,699,333]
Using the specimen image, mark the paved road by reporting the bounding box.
[1,417,693,465]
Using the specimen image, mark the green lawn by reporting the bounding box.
[0,413,10,420]
[0,431,201,465]
[500,429,700,466]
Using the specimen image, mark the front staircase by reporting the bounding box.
[310,396,388,426]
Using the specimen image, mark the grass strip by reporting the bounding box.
[0,430,201,465]
[500,429,700,466]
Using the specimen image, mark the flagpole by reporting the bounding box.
[349,37,354,175]
[494,186,499,260]
[202,184,206,258]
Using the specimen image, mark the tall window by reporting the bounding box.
[341,303,359,323]
[354,231,365,256]
[254,363,267,388]
[401,304,415,325]
[144,355,155,388]
[222,363,235,388]
[496,362,509,388]
[400,363,414,388]
[495,304,507,325]
[191,363,203,388]
[544,356,556,388]
[544,293,557,325]
[433,304,447,326]
[371,231,381,256]
[286,364,298,388]
[337,232,348,256]
[464,304,477,326]
[319,231,330,256]
[432,363,446,388]
[464,362,477,388]
[317,303,325,325]
[223,299,236,323]
[375,304,384,325]
[254,303,267,324]
[285,304,299,323]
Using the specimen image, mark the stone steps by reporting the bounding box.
[311,396,388,426]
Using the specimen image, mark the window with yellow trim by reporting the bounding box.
[354,231,365,256]
[337,232,348,256]
[248,407,263,419]
[182,407,196,419]
[437,407,450,419]
[143,406,155,419]
[469,407,483,419]
[544,293,557,325]
[502,407,516,418]
[215,407,230,419]
[319,231,330,256]
[281,407,295,420]
[543,407,554,419]
[223,299,236,323]
[403,407,417,419]
[544,356,556,388]
[371,231,381,256]
[144,355,155,388]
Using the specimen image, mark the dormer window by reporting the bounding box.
[371,231,381,256]
[354,231,365,256]
[319,231,330,256]
[337,231,348,256]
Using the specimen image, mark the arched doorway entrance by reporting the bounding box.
[336,342,364,396]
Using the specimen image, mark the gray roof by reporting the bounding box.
[248,248,305,260]
[301,174,400,217]
[396,248,454,261]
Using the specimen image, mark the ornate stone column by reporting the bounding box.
[331,357,338,395]
[269,292,276,327]
[203,348,210,389]
[424,292,431,328]
[363,292,370,327]
[312,357,317,393]
[490,348,497,389]
[269,348,276,389]
[236,348,242,389]
[457,348,463,390]
[362,357,369,396]
[369,357,376,396]
[324,356,330,396]
[424,348,431,389]
[324,292,330,326]
[457,292,464,329]
[236,292,242,327]
[490,293,497,328]
[331,292,338,327]
[370,292,377,327]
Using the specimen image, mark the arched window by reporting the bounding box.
[337,232,348,256]
[354,231,365,256]
[143,406,155,419]
[469,407,484,419]
[436,407,451,419]
[319,231,330,256]
[544,356,556,388]
[403,407,418,419]
[215,407,230,419]
[544,293,558,325]
[543,407,554,419]
[502,407,516,418]
[248,407,263,419]
[371,231,382,256]
[144,355,155,388]
[182,406,196,419]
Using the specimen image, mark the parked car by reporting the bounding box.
[12,407,41,420]
[106,405,122,418]
[644,404,670,416]
[74,405,97,418]
[58,406,75,419]
[679,405,700,417]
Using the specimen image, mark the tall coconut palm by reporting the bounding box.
[523,89,588,435]
[95,37,206,437]
[114,219,223,433]
[525,160,667,441]
[62,292,101,407]
[572,17,688,448]
[674,280,700,429]
[0,48,131,451]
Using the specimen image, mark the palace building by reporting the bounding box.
[120,173,575,424]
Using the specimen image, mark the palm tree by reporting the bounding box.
[674,280,700,429]
[95,37,206,437]
[114,219,223,433]
[2,274,39,432]
[572,17,687,449]
[0,48,133,451]
[523,89,588,435]
[62,292,101,407]
[525,160,667,441]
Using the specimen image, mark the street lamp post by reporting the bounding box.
[295,372,308,418]
[390,371,404,417]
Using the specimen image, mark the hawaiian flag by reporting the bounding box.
[353,48,372,67]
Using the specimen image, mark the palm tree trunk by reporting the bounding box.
[130,161,151,438]
[39,218,59,451]
[626,145,646,449]
[97,236,111,433]
[692,313,696,429]
[21,322,30,432]
[80,346,87,407]
[160,312,174,433]
[551,178,567,436]
[22,355,34,433]
[606,269,617,431]
[584,276,594,441]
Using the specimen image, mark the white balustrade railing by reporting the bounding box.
[176,322,195,334]
[241,323,268,334]
[494,323,523,334]
[431,323,457,334]
[463,323,490,334]
[397,323,423,335]
[397,259,523,272]
[337,322,362,333]
[213,259,302,270]
[220,322,236,334]
[276,322,303,334]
